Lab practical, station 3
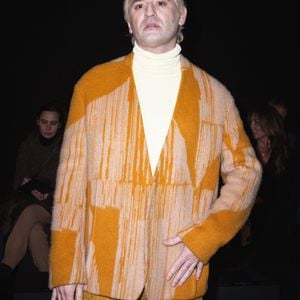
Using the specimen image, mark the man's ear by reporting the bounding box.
[179,7,187,26]
[127,22,133,34]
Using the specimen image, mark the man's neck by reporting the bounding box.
[136,41,178,54]
[133,42,181,76]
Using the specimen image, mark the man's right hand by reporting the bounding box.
[51,284,84,300]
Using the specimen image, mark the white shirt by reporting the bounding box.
[133,43,182,175]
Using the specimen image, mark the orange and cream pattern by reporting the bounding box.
[49,54,262,299]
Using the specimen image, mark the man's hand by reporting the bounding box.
[164,236,203,287]
[51,284,84,300]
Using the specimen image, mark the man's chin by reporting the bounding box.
[139,36,164,47]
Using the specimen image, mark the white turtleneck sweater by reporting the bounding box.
[133,43,182,175]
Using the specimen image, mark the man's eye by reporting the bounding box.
[158,1,167,6]
[134,4,143,10]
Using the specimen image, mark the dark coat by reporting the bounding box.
[1,130,62,235]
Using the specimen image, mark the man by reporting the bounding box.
[49,0,262,299]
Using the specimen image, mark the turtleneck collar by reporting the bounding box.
[133,42,181,76]
[38,133,59,146]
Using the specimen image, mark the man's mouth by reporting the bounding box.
[144,22,160,30]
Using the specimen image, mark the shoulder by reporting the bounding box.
[69,53,133,106]
[181,55,235,104]
[18,131,39,150]
[76,53,132,90]
[15,132,41,162]
[65,53,133,123]
[181,55,230,93]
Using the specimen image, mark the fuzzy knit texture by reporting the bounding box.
[49,53,262,300]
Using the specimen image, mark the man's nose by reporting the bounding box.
[145,3,156,17]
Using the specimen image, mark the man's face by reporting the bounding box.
[127,0,187,53]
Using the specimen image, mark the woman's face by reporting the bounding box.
[37,111,61,139]
[249,113,267,140]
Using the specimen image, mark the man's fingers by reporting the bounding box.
[167,251,196,282]
[50,284,84,300]
[51,288,57,300]
[75,284,84,300]
[167,247,193,281]
[52,285,77,300]
[163,236,182,246]
[167,255,184,281]
[164,237,203,287]
[164,236,184,280]
[172,261,197,287]
[196,262,203,280]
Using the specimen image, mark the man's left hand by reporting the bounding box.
[164,236,203,287]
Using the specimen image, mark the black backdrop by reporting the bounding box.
[4,0,298,197]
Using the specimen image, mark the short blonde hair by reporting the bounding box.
[123,0,186,43]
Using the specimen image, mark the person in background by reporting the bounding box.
[269,96,299,241]
[0,101,65,297]
[268,95,296,150]
[49,1,262,299]
[238,104,292,283]
[268,96,288,120]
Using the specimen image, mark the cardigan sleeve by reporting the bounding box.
[49,83,88,288]
[178,90,262,264]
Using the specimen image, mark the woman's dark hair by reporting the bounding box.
[268,95,288,109]
[247,104,289,176]
[36,101,66,125]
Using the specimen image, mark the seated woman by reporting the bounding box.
[0,101,65,289]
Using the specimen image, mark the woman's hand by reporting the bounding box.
[21,177,32,185]
[31,189,49,201]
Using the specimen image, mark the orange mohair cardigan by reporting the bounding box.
[49,53,262,299]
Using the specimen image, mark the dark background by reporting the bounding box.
[4,0,298,198]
